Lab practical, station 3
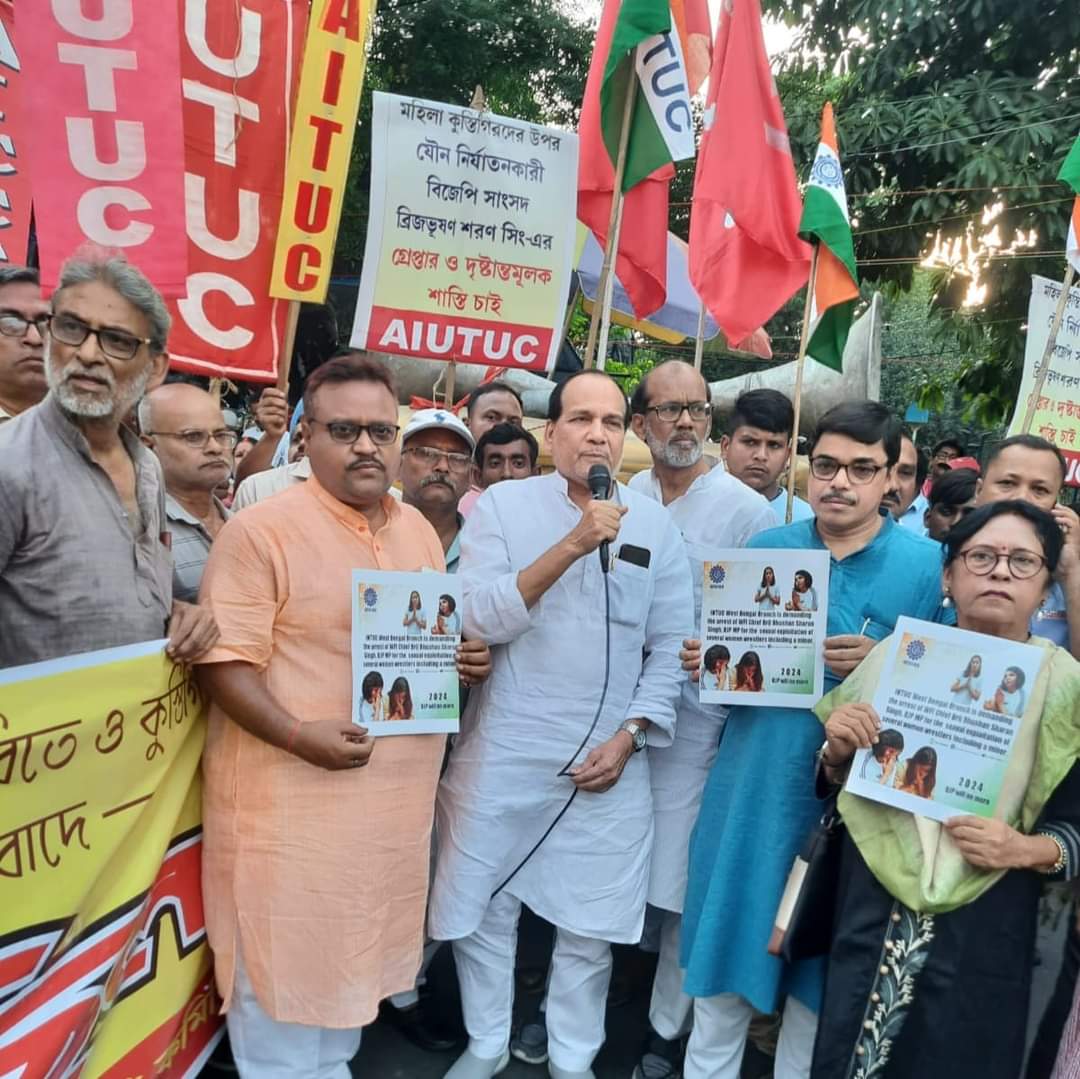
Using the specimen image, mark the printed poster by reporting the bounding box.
[0,640,221,1078]
[350,91,579,371]
[351,569,462,736]
[846,617,1047,823]
[699,549,830,709]
[1008,273,1080,486]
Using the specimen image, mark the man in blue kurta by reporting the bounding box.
[679,402,951,1079]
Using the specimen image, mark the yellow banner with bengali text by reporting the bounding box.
[270,0,377,302]
[0,640,222,1078]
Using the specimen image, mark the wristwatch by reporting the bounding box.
[619,719,648,752]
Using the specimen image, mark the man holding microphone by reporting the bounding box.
[430,370,694,1079]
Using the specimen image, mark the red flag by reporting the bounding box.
[689,0,811,343]
[577,0,673,320]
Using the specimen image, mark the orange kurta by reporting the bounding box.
[197,476,446,1028]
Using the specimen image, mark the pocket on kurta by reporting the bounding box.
[607,561,651,628]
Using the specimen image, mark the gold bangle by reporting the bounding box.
[1036,831,1067,876]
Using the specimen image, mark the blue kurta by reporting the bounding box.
[680,514,949,1015]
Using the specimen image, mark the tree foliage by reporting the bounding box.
[765,0,1080,423]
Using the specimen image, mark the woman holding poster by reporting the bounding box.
[754,566,781,609]
[811,501,1080,1079]
[950,654,983,704]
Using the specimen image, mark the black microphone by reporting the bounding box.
[587,463,613,573]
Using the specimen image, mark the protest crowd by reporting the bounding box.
[2,251,1080,1079]
[6,0,1080,1077]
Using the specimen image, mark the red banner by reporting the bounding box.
[166,0,307,384]
[0,3,31,267]
[20,0,188,294]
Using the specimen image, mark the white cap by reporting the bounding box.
[401,408,475,451]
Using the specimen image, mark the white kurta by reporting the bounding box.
[628,463,775,912]
[429,471,693,944]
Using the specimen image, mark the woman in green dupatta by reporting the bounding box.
[811,501,1080,1079]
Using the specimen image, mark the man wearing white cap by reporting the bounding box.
[400,408,476,573]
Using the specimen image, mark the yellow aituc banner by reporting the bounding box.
[270,0,377,302]
[0,641,221,1078]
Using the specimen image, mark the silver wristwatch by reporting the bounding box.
[620,719,647,752]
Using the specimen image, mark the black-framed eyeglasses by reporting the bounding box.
[307,418,400,446]
[45,312,153,362]
[957,545,1047,580]
[147,429,239,450]
[0,312,48,338]
[403,445,473,472]
[646,400,712,423]
[809,455,888,485]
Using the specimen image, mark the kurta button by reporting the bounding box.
[891,911,902,923]
[871,992,881,1003]
[884,940,895,951]
[856,1046,865,1056]
[863,1020,874,1030]
[879,964,889,975]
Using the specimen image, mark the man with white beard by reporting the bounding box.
[0,252,218,668]
[626,361,774,1079]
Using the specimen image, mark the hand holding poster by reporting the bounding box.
[845,617,1047,823]
[350,92,579,372]
[351,570,462,736]
[699,549,830,708]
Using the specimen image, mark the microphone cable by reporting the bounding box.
[490,571,612,899]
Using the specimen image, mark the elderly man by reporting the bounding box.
[0,266,48,422]
[139,383,236,602]
[0,253,216,668]
[719,389,813,523]
[474,422,539,488]
[679,402,950,1079]
[196,353,491,1078]
[625,361,775,1079]
[882,430,929,531]
[400,408,476,573]
[976,433,1080,657]
[431,370,694,1079]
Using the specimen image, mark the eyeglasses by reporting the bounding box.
[0,313,48,338]
[147,429,239,449]
[957,545,1047,579]
[403,445,473,472]
[307,418,400,446]
[46,312,153,362]
[646,400,712,423]
[809,456,888,485]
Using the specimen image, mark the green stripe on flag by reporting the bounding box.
[1059,134,1080,194]
[600,0,674,192]
[800,184,858,283]
[807,301,852,374]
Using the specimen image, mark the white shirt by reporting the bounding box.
[767,488,814,524]
[429,472,693,943]
[629,463,775,910]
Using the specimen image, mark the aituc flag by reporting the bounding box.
[799,102,860,372]
[578,0,700,318]
[1058,133,1080,274]
[688,0,811,345]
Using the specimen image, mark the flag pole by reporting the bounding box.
[1021,264,1077,432]
[276,300,301,393]
[786,245,819,524]
[692,302,706,371]
[584,77,636,370]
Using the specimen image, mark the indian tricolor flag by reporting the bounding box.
[799,102,860,372]
[1059,133,1080,273]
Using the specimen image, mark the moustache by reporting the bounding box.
[61,360,115,390]
[420,474,453,488]
[347,458,384,471]
[821,492,857,506]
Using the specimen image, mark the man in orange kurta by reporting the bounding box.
[197,354,490,1078]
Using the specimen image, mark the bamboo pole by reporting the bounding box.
[1021,264,1077,432]
[444,360,457,409]
[583,76,636,370]
[786,245,820,525]
[276,300,301,393]
[692,302,707,371]
[594,198,626,372]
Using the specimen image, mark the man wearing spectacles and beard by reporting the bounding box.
[678,402,951,1079]
[0,252,218,669]
[139,383,237,603]
[399,408,477,573]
